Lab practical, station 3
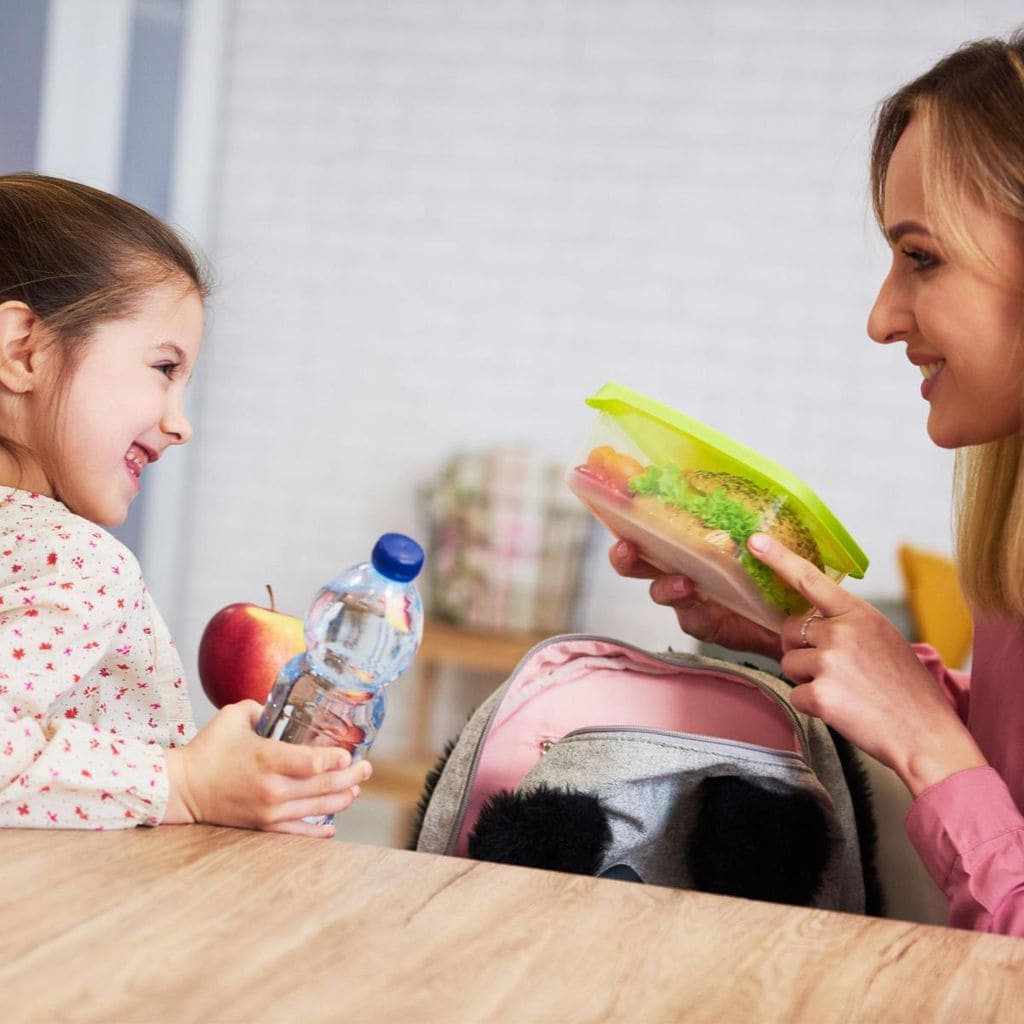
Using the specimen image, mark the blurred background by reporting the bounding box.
[3,0,1019,848]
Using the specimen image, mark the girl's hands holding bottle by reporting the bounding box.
[611,534,989,795]
[164,701,371,838]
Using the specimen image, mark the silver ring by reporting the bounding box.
[800,609,823,648]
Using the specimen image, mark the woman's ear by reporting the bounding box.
[0,301,48,394]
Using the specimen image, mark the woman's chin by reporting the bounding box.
[926,412,969,450]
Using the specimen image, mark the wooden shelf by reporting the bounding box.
[368,619,550,825]
[407,618,549,760]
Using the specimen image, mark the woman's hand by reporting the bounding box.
[747,532,987,795]
[163,700,371,838]
[609,540,784,661]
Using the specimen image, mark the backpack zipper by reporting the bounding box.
[442,633,807,854]
[555,724,809,766]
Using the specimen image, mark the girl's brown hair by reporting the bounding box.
[0,173,210,335]
[869,30,1024,618]
[0,173,210,475]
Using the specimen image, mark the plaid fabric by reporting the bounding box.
[422,447,593,633]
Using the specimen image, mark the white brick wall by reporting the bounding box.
[174,0,1023,734]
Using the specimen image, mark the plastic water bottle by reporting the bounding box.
[255,533,425,823]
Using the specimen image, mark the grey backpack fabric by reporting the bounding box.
[412,635,881,914]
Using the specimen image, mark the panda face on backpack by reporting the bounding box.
[410,636,881,914]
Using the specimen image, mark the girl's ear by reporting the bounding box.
[0,301,49,394]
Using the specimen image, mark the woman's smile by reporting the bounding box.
[868,121,1024,449]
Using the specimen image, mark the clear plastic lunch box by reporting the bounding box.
[567,382,868,633]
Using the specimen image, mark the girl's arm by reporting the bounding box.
[163,701,370,839]
[0,713,172,827]
[0,529,184,828]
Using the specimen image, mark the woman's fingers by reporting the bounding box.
[649,574,699,604]
[610,540,700,601]
[747,532,853,619]
[778,647,819,685]
[609,540,663,580]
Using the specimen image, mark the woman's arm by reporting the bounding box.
[907,766,1024,934]
[745,532,1024,934]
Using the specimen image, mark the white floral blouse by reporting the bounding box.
[0,489,195,828]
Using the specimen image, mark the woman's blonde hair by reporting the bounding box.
[869,29,1024,617]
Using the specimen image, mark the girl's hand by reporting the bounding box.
[609,540,784,661]
[747,532,987,795]
[163,700,371,838]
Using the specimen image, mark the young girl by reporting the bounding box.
[0,174,368,837]
[614,29,1024,935]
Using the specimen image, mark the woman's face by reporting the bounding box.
[867,120,1024,449]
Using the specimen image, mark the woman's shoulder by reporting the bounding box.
[0,489,142,583]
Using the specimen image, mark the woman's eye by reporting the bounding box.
[900,246,939,271]
[154,363,178,379]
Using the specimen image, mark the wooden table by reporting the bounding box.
[2,825,1022,1023]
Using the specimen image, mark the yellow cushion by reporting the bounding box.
[897,545,973,669]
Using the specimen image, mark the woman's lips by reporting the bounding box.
[919,359,945,400]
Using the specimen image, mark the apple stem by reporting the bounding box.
[266,584,276,612]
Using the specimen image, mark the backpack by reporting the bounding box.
[410,635,882,914]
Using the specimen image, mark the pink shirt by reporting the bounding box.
[0,490,195,829]
[910,620,1024,934]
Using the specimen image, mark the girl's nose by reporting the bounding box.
[867,268,913,345]
[162,400,193,445]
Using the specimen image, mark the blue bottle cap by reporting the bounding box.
[371,533,425,582]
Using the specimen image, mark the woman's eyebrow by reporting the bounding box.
[887,220,931,243]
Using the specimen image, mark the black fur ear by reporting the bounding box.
[468,784,612,875]
[688,776,831,906]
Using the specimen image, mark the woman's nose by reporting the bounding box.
[867,268,913,345]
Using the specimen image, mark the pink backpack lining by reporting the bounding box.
[454,638,802,856]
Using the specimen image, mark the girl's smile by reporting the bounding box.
[18,279,204,526]
[125,443,156,487]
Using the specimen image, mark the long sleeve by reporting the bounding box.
[906,767,1024,934]
[0,493,194,829]
[905,622,1024,934]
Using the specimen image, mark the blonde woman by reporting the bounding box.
[614,29,1024,935]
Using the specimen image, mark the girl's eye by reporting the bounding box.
[900,246,939,272]
[154,363,179,379]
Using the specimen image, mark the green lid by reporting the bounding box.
[585,382,868,579]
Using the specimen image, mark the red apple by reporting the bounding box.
[198,586,305,708]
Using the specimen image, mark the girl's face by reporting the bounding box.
[867,120,1024,449]
[34,278,204,526]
